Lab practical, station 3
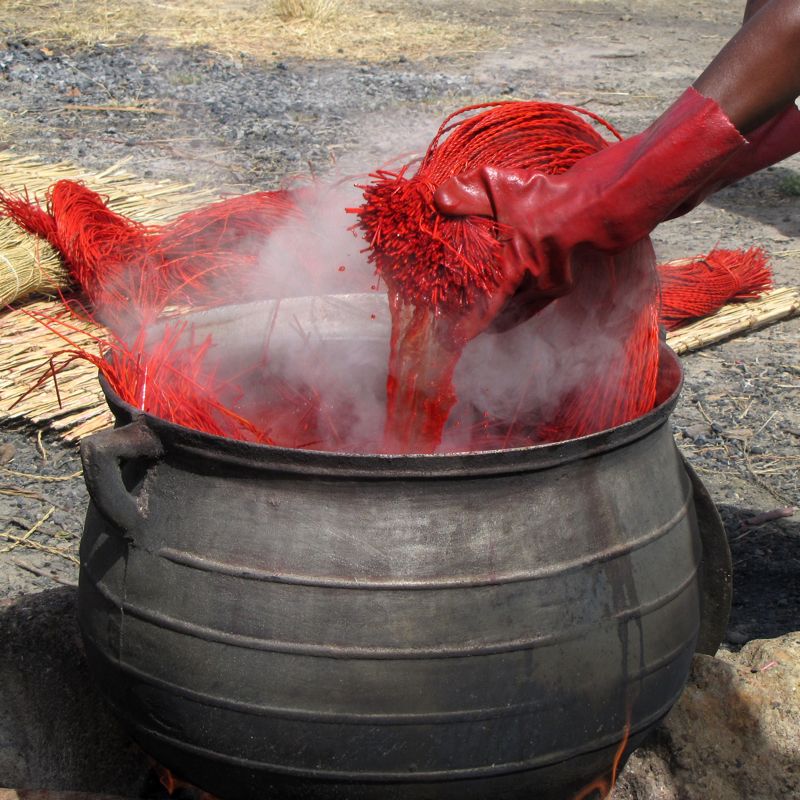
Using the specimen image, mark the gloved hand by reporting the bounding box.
[434,88,746,331]
[669,101,800,217]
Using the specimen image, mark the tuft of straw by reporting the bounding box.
[355,100,659,449]
[0,152,218,306]
[355,101,621,314]
[0,219,70,306]
[274,0,343,22]
[0,300,113,438]
[658,248,774,330]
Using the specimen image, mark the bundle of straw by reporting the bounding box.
[658,248,773,330]
[0,180,303,328]
[0,218,70,305]
[355,101,660,450]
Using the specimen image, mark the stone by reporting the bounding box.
[682,424,709,440]
[614,634,800,799]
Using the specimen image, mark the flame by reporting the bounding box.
[572,717,631,800]
[151,759,219,800]
[155,762,176,795]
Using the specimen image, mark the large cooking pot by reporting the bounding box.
[78,297,730,799]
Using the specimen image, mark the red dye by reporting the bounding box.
[383,299,460,453]
[0,181,302,327]
[0,181,151,312]
[19,304,276,444]
[356,101,620,315]
[354,101,660,452]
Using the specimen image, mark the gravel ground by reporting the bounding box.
[0,38,492,191]
[0,1,798,793]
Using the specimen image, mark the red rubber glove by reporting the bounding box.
[434,88,746,331]
[669,102,800,217]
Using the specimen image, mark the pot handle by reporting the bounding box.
[80,418,164,536]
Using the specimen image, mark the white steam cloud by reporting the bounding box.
[135,117,656,454]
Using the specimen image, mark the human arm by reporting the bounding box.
[694,0,800,131]
[672,0,800,212]
[434,0,800,331]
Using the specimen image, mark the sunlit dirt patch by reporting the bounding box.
[3,0,500,63]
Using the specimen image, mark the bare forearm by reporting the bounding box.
[743,0,772,21]
[694,0,800,132]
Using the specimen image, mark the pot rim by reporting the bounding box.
[96,343,683,478]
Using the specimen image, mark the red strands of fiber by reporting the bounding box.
[0,186,60,247]
[49,181,160,314]
[358,171,502,310]
[14,303,273,445]
[154,190,302,307]
[0,179,303,326]
[355,100,656,452]
[101,325,277,444]
[0,180,155,313]
[536,302,661,442]
[354,101,621,313]
[657,247,773,330]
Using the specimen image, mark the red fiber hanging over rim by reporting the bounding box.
[0,180,302,326]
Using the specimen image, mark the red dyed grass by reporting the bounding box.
[355,101,662,449]
[0,181,301,326]
[356,101,621,312]
[658,247,772,330]
[0,111,775,452]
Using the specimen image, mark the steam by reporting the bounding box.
[252,181,376,299]
[447,241,658,450]
[117,112,657,454]
[171,180,395,451]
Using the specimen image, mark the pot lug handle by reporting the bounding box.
[682,455,732,656]
[80,417,163,536]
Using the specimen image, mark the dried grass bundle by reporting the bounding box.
[0,219,70,305]
[274,0,343,21]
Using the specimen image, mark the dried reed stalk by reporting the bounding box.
[1,467,84,482]
[0,299,112,437]
[0,507,55,554]
[275,0,343,21]
[666,286,800,355]
[0,531,80,564]
[0,219,69,305]
[0,486,45,500]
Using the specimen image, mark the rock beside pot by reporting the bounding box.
[614,633,800,800]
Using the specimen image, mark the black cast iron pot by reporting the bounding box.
[77,298,730,800]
